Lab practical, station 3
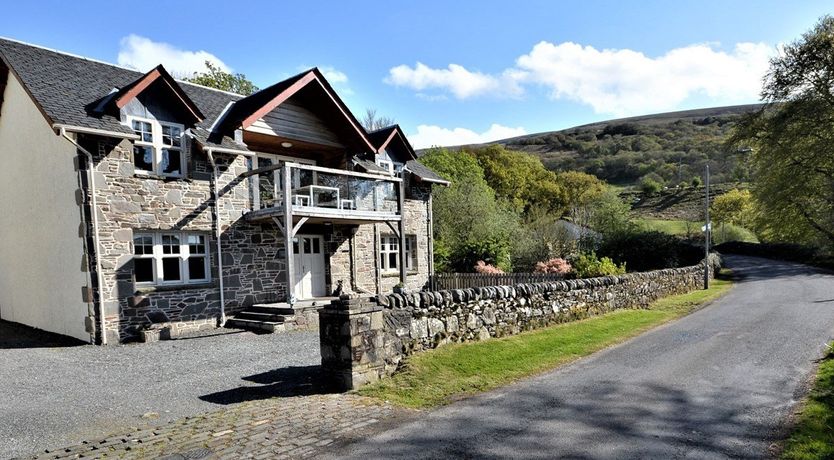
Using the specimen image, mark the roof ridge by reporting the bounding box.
[0,35,245,99]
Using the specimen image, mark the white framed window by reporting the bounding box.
[129,116,185,177]
[377,159,393,174]
[380,235,399,273]
[404,235,417,271]
[133,232,211,286]
[380,234,417,273]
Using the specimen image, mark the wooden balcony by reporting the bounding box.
[243,162,402,225]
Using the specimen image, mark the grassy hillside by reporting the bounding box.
[489,104,763,186]
[624,183,745,221]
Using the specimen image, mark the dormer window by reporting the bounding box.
[376,151,403,176]
[129,116,185,177]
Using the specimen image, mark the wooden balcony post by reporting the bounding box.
[283,163,295,304]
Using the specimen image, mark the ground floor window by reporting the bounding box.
[133,232,210,286]
[380,234,417,273]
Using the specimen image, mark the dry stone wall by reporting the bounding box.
[319,256,720,388]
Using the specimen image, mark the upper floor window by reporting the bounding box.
[376,151,403,176]
[129,117,185,177]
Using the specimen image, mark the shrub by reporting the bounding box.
[534,257,572,275]
[570,252,626,278]
[598,231,702,271]
[640,176,663,194]
[474,260,504,274]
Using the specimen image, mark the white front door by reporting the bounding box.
[293,235,326,299]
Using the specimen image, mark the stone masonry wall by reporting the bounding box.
[85,136,287,343]
[373,257,720,376]
[324,181,433,298]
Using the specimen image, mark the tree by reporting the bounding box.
[711,188,754,241]
[466,145,568,215]
[361,108,396,131]
[731,16,834,248]
[184,61,258,96]
[711,189,753,227]
[420,148,519,272]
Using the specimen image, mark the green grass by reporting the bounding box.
[781,346,834,459]
[636,218,759,244]
[357,272,734,408]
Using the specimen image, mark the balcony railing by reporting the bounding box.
[245,162,402,221]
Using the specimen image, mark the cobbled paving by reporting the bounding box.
[28,394,407,460]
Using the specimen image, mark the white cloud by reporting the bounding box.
[386,62,522,99]
[297,65,352,94]
[409,124,527,149]
[388,41,774,116]
[117,35,229,77]
[320,66,348,83]
[514,41,773,116]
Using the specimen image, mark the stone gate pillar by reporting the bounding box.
[319,294,385,390]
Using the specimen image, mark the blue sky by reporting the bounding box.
[1,1,831,147]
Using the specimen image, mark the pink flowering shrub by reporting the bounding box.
[474,260,504,274]
[534,257,572,275]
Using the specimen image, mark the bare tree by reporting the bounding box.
[361,108,396,131]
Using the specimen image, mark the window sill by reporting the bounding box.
[381,271,419,278]
[134,172,191,182]
[134,281,218,294]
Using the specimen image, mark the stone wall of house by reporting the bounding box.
[81,134,435,343]
[325,181,433,299]
[319,256,720,388]
[85,136,287,343]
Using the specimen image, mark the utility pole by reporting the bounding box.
[704,164,711,290]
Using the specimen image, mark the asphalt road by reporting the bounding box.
[325,255,834,459]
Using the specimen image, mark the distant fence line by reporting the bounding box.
[429,272,566,291]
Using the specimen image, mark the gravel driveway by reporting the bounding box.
[0,326,320,459]
[325,255,834,459]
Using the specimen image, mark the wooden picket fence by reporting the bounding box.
[429,272,566,291]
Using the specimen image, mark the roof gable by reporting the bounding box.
[110,65,205,124]
[0,37,243,146]
[216,68,375,152]
[369,125,417,160]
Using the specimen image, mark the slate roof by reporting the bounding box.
[0,37,246,150]
[351,156,391,175]
[0,37,448,183]
[406,159,450,185]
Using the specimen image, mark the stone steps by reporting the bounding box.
[224,317,291,333]
[225,299,333,334]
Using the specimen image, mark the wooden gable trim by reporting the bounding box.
[115,68,161,108]
[376,126,417,160]
[376,129,399,153]
[239,69,375,152]
[114,65,205,123]
[240,72,316,129]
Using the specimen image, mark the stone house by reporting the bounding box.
[0,38,448,344]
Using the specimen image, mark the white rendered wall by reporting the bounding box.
[0,72,91,342]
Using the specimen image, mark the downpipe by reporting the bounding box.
[206,150,227,326]
[57,127,107,345]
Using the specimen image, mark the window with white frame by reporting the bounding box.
[380,234,417,273]
[129,117,185,177]
[133,232,210,286]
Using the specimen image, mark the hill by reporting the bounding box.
[486,104,764,186]
[623,182,745,221]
